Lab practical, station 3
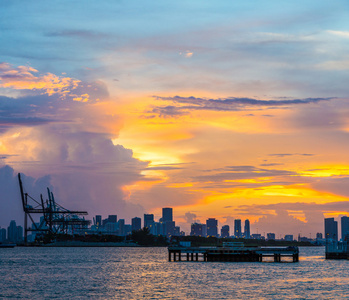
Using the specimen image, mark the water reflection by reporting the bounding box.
[0,247,349,299]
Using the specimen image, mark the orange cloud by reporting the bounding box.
[0,62,80,96]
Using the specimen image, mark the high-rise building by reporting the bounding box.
[144,214,154,228]
[151,222,162,236]
[0,227,6,242]
[132,217,142,231]
[162,208,173,222]
[284,234,294,241]
[95,215,102,228]
[165,221,175,237]
[325,218,338,241]
[105,222,118,234]
[244,219,250,239]
[316,233,323,239]
[7,220,18,243]
[118,219,125,236]
[124,224,132,236]
[234,219,242,238]
[173,226,181,236]
[267,233,276,240]
[206,218,218,237]
[191,223,204,236]
[17,226,23,242]
[341,216,349,241]
[108,215,117,223]
[221,225,230,238]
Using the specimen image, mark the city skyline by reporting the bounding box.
[2,207,349,241]
[1,2,349,238]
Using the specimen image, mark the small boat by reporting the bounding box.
[0,243,16,248]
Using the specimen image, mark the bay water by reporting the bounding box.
[1,246,348,299]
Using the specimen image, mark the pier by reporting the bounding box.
[168,243,299,263]
[325,240,349,259]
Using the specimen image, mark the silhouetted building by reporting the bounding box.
[316,233,323,239]
[234,219,242,238]
[105,222,118,234]
[118,219,125,236]
[298,235,311,242]
[144,214,154,228]
[325,217,338,241]
[341,216,349,241]
[251,234,262,240]
[164,221,175,237]
[7,220,18,243]
[284,234,293,241]
[244,219,250,239]
[191,223,204,236]
[17,226,23,242]
[162,208,173,222]
[206,218,218,237]
[108,215,117,223]
[132,217,142,231]
[150,222,162,236]
[267,233,276,240]
[221,225,230,238]
[173,226,181,236]
[124,224,132,236]
[95,215,102,228]
[0,227,6,242]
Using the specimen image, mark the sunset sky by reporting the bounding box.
[1,1,349,237]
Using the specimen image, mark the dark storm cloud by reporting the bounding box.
[149,96,335,117]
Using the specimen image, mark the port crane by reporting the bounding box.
[18,173,90,244]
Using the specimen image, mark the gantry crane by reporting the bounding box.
[18,173,90,244]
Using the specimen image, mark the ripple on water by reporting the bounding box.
[1,246,349,299]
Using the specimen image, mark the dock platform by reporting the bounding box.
[168,243,299,263]
[325,241,349,259]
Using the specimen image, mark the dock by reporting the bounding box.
[325,240,349,259]
[168,242,299,263]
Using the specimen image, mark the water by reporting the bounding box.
[0,246,348,299]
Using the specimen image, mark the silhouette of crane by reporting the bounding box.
[18,173,90,244]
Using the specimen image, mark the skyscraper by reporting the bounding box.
[108,215,117,223]
[162,208,173,222]
[7,220,18,243]
[267,233,276,240]
[0,228,6,242]
[244,219,250,239]
[144,214,154,228]
[206,218,218,237]
[325,217,338,241]
[118,219,125,236]
[234,219,242,238]
[95,215,102,228]
[132,217,142,231]
[191,223,204,236]
[221,225,230,238]
[341,216,349,241]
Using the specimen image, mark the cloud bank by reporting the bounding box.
[149,96,335,117]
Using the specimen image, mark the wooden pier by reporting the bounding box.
[168,244,299,263]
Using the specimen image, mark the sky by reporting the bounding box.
[1,1,349,237]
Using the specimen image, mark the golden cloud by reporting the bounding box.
[0,62,80,96]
